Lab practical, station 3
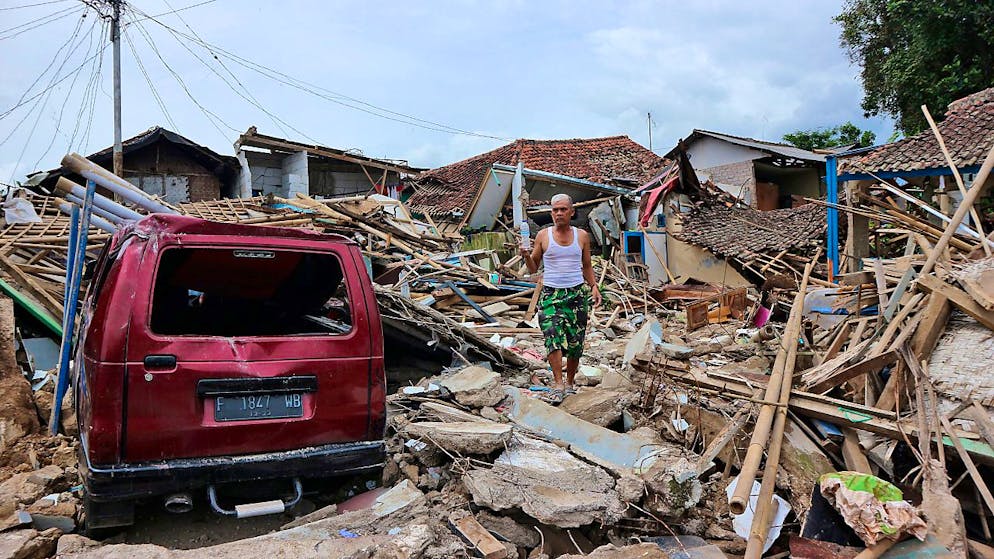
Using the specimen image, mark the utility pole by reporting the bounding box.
[111,0,123,178]
[647,112,652,152]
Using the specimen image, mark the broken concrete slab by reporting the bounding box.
[0,466,65,506]
[501,387,662,474]
[559,388,631,427]
[0,527,60,559]
[419,401,489,423]
[623,319,661,364]
[58,524,435,559]
[403,421,512,455]
[559,543,668,558]
[641,456,703,517]
[475,511,541,549]
[658,342,693,359]
[438,366,503,408]
[462,437,623,528]
[370,479,426,518]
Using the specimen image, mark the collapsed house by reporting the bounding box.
[2,95,994,557]
[406,136,668,235]
[36,126,241,203]
[668,129,829,210]
[233,127,424,199]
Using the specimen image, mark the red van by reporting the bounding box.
[74,214,386,530]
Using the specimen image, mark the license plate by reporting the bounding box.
[214,393,304,422]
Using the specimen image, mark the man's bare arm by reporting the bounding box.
[522,229,545,274]
[579,230,602,306]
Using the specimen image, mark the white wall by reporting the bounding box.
[282,150,309,198]
[687,136,767,169]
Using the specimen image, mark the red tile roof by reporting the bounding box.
[838,87,994,175]
[407,136,668,217]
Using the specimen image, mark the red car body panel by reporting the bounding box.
[76,214,386,468]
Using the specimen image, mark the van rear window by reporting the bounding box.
[150,247,353,337]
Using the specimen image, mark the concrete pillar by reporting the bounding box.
[282,151,309,198]
[235,150,253,198]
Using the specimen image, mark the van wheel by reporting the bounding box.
[82,491,134,539]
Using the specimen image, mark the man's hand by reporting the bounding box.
[519,245,532,259]
[591,285,602,307]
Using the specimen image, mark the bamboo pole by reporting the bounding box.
[921,104,992,256]
[743,261,814,559]
[920,142,994,276]
[728,260,812,514]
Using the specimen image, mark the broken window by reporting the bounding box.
[150,247,352,337]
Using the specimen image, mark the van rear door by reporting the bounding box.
[122,242,374,462]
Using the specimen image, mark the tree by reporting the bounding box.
[782,122,876,151]
[835,0,994,136]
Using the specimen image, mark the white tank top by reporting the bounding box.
[542,226,584,288]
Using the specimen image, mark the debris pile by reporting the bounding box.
[0,141,992,559]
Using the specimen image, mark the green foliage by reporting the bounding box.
[782,121,876,150]
[835,0,994,136]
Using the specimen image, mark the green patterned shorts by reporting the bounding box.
[538,284,591,359]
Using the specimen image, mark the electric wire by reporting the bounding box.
[147,0,293,139]
[131,0,218,22]
[0,7,90,141]
[32,14,101,168]
[134,9,510,141]
[0,4,83,40]
[0,41,108,120]
[133,10,325,144]
[77,31,107,153]
[68,20,107,152]
[125,11,237,137]
[0,0,72,11]
[7,11,94,180]
[0,10,88,148]
[122,20,179,132]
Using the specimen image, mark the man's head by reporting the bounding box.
[550,193,574,226]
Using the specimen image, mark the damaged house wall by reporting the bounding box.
[672,129,826,211]
[35,126,239,203]
[650,191,752,287]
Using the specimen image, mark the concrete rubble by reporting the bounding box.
[1,126,994,559]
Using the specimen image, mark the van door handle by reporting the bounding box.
[144,354,177,369]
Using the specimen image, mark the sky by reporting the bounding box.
[0,0,894,184]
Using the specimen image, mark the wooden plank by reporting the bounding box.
[821,322,852,364]
[808,350,899,394]
[0,252,63,316]
[883,267,916,321]
[939,415,994,519]
[959,269,994,311]
[841,427,873,474]
[970,401,994,450]
[524,278,542,321]
[873,259,889,322]
[647,364,994,464]
[450,515,508,559]
[917,273,994,330]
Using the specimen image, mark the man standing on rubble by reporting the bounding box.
[520,193,602,403]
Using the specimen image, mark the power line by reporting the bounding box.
[135,8,325,144]
[134,8,510,141]
[0,0,73,11]
[0,4,83,40]
[68,20,107,151]
[0,37,108,120]
[7,12,95,180]
[0,10,88,148]
[33,15,101,168]
[122,20,178,131]
[125,11,238,137]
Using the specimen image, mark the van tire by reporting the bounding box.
[82,491,134,539]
